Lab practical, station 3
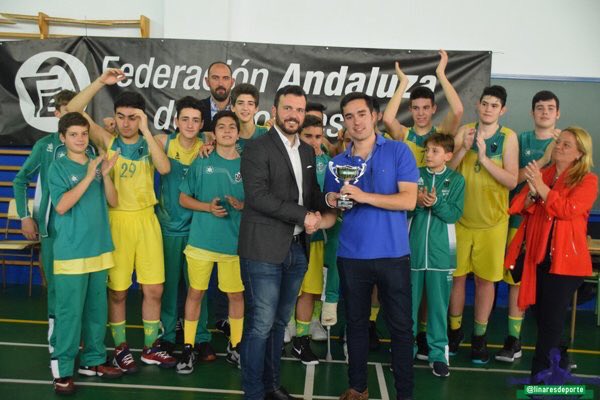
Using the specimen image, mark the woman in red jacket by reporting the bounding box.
[505,126,597,379]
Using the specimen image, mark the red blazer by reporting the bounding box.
[505,164,598,309]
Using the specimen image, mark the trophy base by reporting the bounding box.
[337,199,354,210]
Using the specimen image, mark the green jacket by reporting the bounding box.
[409,166,465,271]
[12,133,65,237]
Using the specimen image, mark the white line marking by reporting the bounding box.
[375,363,390,400]
[304,364,315,400]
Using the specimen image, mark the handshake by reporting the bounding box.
[304,211,322,234]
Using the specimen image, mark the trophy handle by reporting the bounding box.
[328,161,340,184]
[353,163,367,184]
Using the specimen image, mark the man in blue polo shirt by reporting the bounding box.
[323,92,418,400]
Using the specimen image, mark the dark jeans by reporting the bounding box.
[531,260,583,377]
[338,256,413,399]
[240,242,308,400]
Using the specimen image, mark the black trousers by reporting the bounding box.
[530,260,583,377]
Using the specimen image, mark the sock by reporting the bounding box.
[184,319,198,346]
[369,305,380,322]
[474,320,488,336]
[312,300,323,320]
[143,320,160,347]
[418,320,427,333]
[449,314,462,331]
[508,316,524,338]
[296,319,311,337]
[110,321,127,346]
[229,317,244,347]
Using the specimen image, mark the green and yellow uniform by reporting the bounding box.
[106,135,165,291]
[455,123,516,282]
[48,155,114,378]
[155,133,212,345]
[405,126,437,167]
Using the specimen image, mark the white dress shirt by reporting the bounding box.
[275,125,304,235]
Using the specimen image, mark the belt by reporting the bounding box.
[292,233,305,243]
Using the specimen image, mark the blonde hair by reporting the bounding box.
[562,126,593,187]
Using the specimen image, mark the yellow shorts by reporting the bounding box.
[454,220,508,282]
[300,241,324,295]
[107,207,165,291]
[503,227,519,285]
[184,246,244,293]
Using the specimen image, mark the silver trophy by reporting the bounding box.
[328,161,367,209]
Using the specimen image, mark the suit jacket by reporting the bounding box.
[238,128,328,264]
[198,97,213,132]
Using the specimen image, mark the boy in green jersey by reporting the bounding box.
[48,112,122,395]
[231,83,269,154]
[495,91,561,363]
[13,90,76,357]
[409,133,465,378]
[176,111,245,373]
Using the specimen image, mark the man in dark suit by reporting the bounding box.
[239,85,328,400]
[199,61,234,133]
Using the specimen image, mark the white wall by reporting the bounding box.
[2,0,599,78]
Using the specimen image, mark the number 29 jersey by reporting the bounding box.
[107,135,158,211]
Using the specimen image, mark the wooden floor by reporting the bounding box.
[1,284,599,399]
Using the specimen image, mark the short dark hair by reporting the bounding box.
[302,114,323,130]
[409,86,435,106]
[114,91,145,112]
[213,110,240,132]
[53,90,76,107]
[306,102,327,114]
[58,112,89,135]
[274,85,306,108]
[340,92,374,114]
[231,83,260,106]
[175,96,202,117]
[531,90,560,111]
[424,133,455,153]
[480,85,507,107]
[372,97,381,114]
[207,61,232,76]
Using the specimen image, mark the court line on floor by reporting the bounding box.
[2,318,599,355]
[375,363,390,400]
[304,364,315,400]
[1,341,598,379]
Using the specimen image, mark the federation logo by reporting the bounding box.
[15,51,91,132]
[234,171,242,183]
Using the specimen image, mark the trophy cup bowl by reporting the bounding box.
[328,162,367,210]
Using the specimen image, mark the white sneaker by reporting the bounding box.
[309,320,327,341]
[284,319,296,344]
[321,302,338,326]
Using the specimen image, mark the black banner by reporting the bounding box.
[0,37,491,146]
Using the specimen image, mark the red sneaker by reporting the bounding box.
[141,340,176,368]
[113,342,139,374]
[78,361,123,378]
[53,377,75,395]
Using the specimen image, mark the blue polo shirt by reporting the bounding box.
[324,134,418,259]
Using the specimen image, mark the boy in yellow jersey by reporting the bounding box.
[176,111,245,373]
[447,85,518,364]
[383,50,464,165]
[153,96,216,361]
[67,68,175,372]
[49,112,122,395]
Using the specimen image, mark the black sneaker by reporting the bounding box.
[415,332,429,361]
[368,321,380,351]
[215,319,231,339]
[156,339,176,358]
[448,328,464,356]
[226,342,241,369]
[430,361,450,377]
[470,334,490,364]
[194,342,216,362]
[291,336,319,365]
[176,344,196,374]
[495,335,522,363]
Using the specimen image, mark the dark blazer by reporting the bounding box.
[239,128,328,264]
[198,97,213,132]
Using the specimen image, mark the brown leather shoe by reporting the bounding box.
[339,388,369,400]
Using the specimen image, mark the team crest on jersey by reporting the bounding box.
[205,166,214,174]
[70,175,79,183]
[234,171,242,183]
[317,161,326,174]
[525,149,531,157]
[56,149,66,159]
[46,143,54,152]
[441,179,451,196]
[417,177,424,186]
